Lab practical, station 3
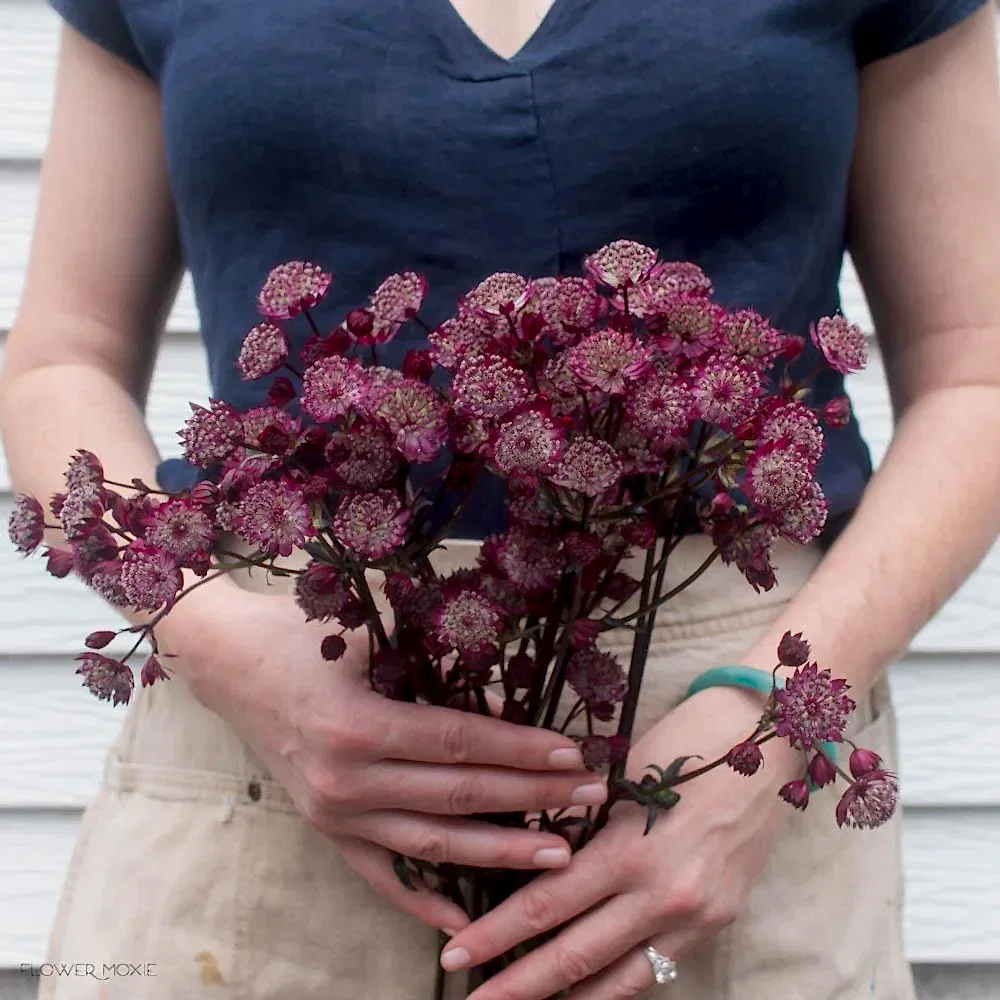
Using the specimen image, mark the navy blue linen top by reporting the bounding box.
[49,0,987,537]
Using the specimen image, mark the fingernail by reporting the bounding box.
[571,781,608,806]
[441,947,471,971]
[549,747,583,769]
[532,846,571,867]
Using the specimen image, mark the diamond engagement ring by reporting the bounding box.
[642,944,678,985]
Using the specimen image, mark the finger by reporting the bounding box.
[361,761,608,815]
[461,893,650,1000]
[332,834,471,934]
[345,810,575,870]
[440,841,620,970]
[569,929,700,1000]
[375,701,586,771]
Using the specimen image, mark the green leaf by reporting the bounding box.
[660,754,703,784]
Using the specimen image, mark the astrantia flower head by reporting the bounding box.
[8,494,45,555]
[625,373,693,443]
[774,661,856,749]
[849,747,883,779]
[714,519,779,593]
[823,396,853,429]
[434,584,506,655]
[332,491,410,561]
[324,427,399,489]
[301,355,368,423]
[566,328,653,396]
[584,240,658,289]
[644,260,713,299]
[145,497,216,563]
[87,558,128,606]
[65,450,104,493]
[536,275,606,346]
[427,312,494,372]
[691,356,764,429]
[366,271,427,343]
[777,630,811,667]
[565,646,628,717]
[369,378,450,463]
[777,481,828,544]
[745,439,814,513]
[836,770,899,829]
[491,407,566,476]
[579,733,630,770]
[548,437,623,498]
[726,740,763,776]
[464,272,534,317]
[119,541,183,613]
[810,315,868,375]
[487,526,565,595]
[179,399,244,468]
[294,562,350,622]
[648,292,725,359]
[59,488,104,541]
[232,480,316,557]
[237,322,289,380]
[141,655,169,687]
[779,779,810,811]
[76,652,133,706]
[759,402,824,470]
[71,522,118,580]
[241,406,301,454]
[257,260,332,320]
[452,354,533,421]
[718,308,786,366]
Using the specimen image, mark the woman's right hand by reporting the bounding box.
[158,583,607,933]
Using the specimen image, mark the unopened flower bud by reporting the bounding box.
[44,547,75,578]
[345,307,375,342]
[822,396,852,430]
[708,492,735,516]
[605,573,640,602]
[779,779,810,810]
[190,481,220,506]
[267,376,297,407]
[782,335,806,363]
[849,747,882,779]
[85,630,117,650]
[807,750,837,788]
[726,740,763,776]
[321,635,348,661]
[140,655,169,687]
[622,519,658,550]
[777,630,811,667]
[403,349,434,381]
[569,618,601,650]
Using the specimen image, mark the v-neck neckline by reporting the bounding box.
[433,0,572,70]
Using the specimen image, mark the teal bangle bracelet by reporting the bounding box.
[685,665,839,778]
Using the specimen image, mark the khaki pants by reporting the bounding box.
[39,536,916,999]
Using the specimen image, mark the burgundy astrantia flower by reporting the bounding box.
[145,497,215,563]
[368,378,450,463]
[745,440,814,514]
[59,488,104,541]
[726,740,763,776]
[464,272,534,317]
[119,542,183,613]
[625,373,693,442]
[759,402,824,470]
[232,480,316,557]
[779,779,810,811]
[584,239,658,290]
[452,354,533,421]
[566,328,653,395]
[294,562,350,622]
[644,260,713,298]
[141,655,169,687]
[367,271,428,343]
[777,630,811,667]
[179,400,245,468]
[565,646,628,717]
[836,770,899,829]
[810,315,868,375]
[76,652,134,706]
[719,308,786,366]
[849,747,883,778]
[237,322,289,380]
[808,750,837,788]
[715,520,779,593]
[65,450,104,493]
[491,407,565,476]
[332,491,410,561]
[536,275,606,346]
[71,522,118,579]
[648,293,725,359]
[433,584,506,655]
[427,312,493,372]
[8,494,45,555]
[257,261,332,321]
[324,428,399,489]
[548,437,623,498]
[691,356,763,429]
[88,559,129,606]
[579,733,630,770]
[776,481,829,544]
[823,396,853,429]
[487,526,565,595]
[774,661,856,749]
[301,355,368,423]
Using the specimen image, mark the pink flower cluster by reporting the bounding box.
[9,241,891,832]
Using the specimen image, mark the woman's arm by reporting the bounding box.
[740,2,1000,691]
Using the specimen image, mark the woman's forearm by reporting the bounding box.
[739,380,1000,694]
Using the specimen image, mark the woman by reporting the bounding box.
[3,0,1000,997]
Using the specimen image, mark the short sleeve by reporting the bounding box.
[47,0,151,76]
[854,0,990,66]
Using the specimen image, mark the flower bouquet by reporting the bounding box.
[8,240,898,993]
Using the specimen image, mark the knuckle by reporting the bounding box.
[412,831,451,865]
[664,873,708,918]
[445,777,483,816]
[702,896,741,931]
[304,768,355,822]
[326,715,375,757]
[520,885,561,933]
[441,718,473,764]
[553,944,595,983]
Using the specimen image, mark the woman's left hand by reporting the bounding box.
[440,685,804,999]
